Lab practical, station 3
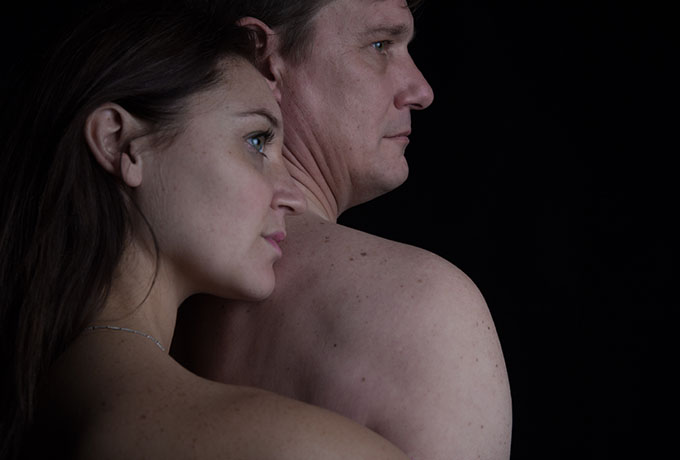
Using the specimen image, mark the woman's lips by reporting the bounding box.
[264,231,286,255]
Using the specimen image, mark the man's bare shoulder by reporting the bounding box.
[283,212,482,309]
[279,213,512,459]
[175,212,512,459]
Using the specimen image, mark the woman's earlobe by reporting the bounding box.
[119,151,143,188]
[85,103,145,187]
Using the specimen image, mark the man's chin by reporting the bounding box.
[388,154,410,186]
[351,165,409,208]
[380,154,409,189]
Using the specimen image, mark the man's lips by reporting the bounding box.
[384,130,411,143]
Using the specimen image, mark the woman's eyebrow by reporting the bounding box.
[237,109,281,130]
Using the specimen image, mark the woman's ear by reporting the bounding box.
[84,103,146,188]
[237,16,284,102]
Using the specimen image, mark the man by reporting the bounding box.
[172,1,512,459]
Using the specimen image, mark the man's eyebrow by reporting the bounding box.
[237,109,281,130]
[361,23,415,42]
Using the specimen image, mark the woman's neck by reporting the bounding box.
[91,239,183,354]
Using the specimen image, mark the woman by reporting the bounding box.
[0,1,410,458]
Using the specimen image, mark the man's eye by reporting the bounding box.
[371,41,389,52]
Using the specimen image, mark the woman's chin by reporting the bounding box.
[230,273,276,302]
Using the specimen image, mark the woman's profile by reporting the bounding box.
[0,1,410,458]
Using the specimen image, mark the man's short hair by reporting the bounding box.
[229,0,425,64]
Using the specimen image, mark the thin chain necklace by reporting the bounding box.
[84,325,166,352]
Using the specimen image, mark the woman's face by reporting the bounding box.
[135,58,305,301]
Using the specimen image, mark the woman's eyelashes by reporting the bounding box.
[246,128,276,157]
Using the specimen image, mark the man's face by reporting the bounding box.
[278,0,434,212]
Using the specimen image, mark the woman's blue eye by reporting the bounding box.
[247,130,274,156]
[248,136,265,153]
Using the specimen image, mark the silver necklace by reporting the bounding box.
[84,325,166,352]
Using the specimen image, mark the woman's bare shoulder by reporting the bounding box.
[76,362,408,460]
[195,382,409,459]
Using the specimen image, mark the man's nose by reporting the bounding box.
[270,164,307,216]
[394,55,434,110]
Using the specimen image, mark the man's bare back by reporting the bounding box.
[173,211,512,460]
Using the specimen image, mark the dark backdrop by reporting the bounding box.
[2,1,673,459]
[341,1,673,458]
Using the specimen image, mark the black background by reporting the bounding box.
[2,1,674,458]
[341,1,673,458]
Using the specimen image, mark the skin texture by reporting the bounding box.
[33,331,409,459]
[174,1,513,459]
[32,59,410,459]
[176,214,512,460]
[130,62,298,302]
[274,0,433,215]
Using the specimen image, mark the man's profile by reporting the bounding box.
[172,1,512,459]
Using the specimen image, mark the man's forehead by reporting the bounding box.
[341,0,415,39]
[358,0,411,18]
[369,0,408,5]
[358,21,413,41]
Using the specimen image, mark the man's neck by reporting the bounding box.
[282,143,341,223]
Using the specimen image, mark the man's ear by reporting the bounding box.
[237,16,284,102]
[84,103,146,188]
